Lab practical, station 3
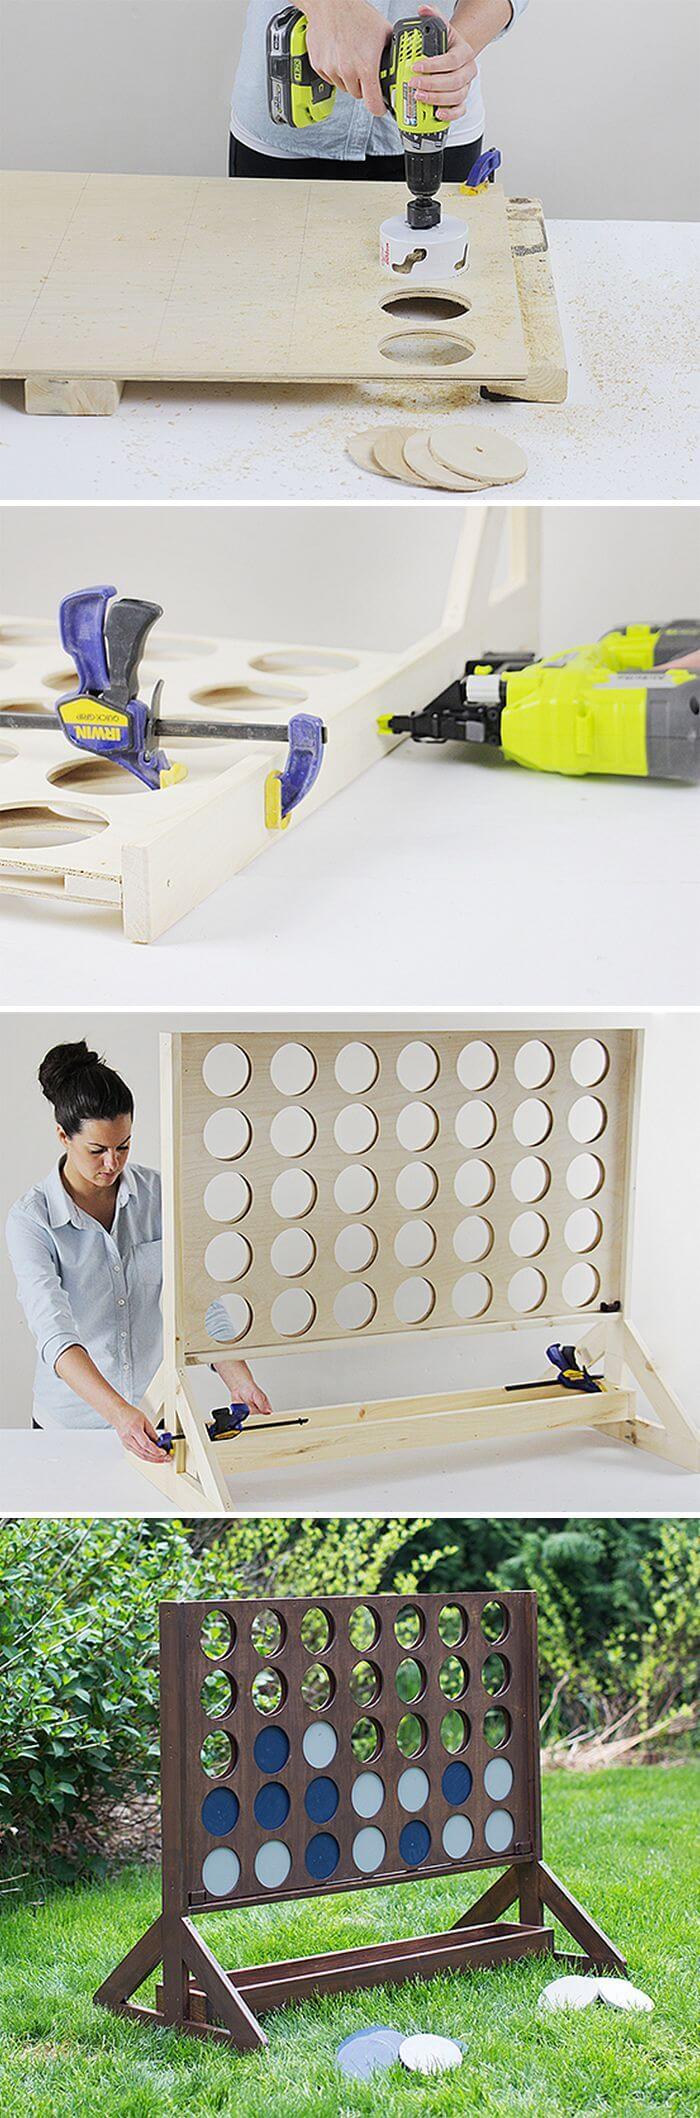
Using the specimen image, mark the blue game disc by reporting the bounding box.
[254,1781,290,1830]
[336,2027,404,2080]
[399,1819,431,1866]
[253,1725,290,1774]
[305,1832,340,1880]
[201,1787,239,1837]
[304,1776,339,1824]
[442,1761,472,1805]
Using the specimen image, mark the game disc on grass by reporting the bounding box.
[399,2032,463,2074]
[597,1979,653,2013]
[336,2026,405,2078]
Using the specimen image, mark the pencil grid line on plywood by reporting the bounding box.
[180,1591,538,1912]
[177,1030,635,1358]
[0,174,527,385]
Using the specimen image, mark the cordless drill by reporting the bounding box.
[267,10,451,228]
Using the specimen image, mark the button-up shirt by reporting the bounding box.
[6,1160,162,1428]
[232,2,529,158]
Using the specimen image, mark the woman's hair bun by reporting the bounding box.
[39,1040,99,1101]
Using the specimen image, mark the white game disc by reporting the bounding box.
[597,1978,654,2013]
[399,2033,463,2074]
[538,1975,599,2011]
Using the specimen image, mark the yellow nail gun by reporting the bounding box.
[379,621,700,783]
[267,9,451,227]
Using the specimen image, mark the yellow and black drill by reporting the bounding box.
[267,10,452,229]
[379,622,700,783]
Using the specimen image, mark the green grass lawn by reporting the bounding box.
[1,1765,698,2118]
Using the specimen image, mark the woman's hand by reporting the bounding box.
[212,1359,274,1419]
[410,7,478,122]
[305,0,391,117]
[113,1405,165,1463]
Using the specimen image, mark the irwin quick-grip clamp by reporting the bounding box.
[4,586,327,826]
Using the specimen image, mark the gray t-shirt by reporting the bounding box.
[232,3,528,159]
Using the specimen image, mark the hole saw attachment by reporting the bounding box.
[4,587,326,826]
[378,621,700,783]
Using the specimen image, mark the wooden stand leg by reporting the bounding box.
[94,1913,164,2014]
[621,1322,700,1473]
[535,1863,627,1973]
[451,1859,626,1974]
[24,377,123,416]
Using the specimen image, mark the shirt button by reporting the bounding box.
[117,1298,126,1307]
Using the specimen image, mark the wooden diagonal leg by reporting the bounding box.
[451,1864,520,1929]
[536,1863,627,1973]
[94,1914,163,2012]
[622,1323,700,1473]
[181,1919,268,2052]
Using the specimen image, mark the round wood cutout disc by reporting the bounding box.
[429,425,528,486]
[371,427,434,486]
[402,431,484,491]
[346,431,390,478]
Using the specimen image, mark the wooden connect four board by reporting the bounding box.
[174,1027,636,1361]
[183,1591,540,1910]
[96,1590,626,2050]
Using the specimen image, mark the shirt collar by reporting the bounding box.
[45,1157,136,1229]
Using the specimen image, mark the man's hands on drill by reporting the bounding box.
[304,0,391,118]
[411,7,478,122]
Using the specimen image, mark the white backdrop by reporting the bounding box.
[2,506,700,658]
[1,1011,697,1426]
[0,0,697,222]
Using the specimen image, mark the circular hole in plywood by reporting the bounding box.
[270,1287,315,1338]
[205,1294,252,1343]
[454,1160,494,1208]
[440,1709,470,1755]
[201,1610,234,1660]
[396,1713,427,1758]
[334,1042,379,1094]
[0,696,51,716]
[0,740,17,763]
[204,1171,252,1223]
[481,1601,508,1643]
[394,1220,435,1269]
[250,650,358,674]
[334,1164,378,1215]
[379,330,475,366]
[439,1655,469,1700]
[568,1096,607,1144]
[380,292,471,321]
[203,1044,251,1098]
[509,1212,548,1259]
[457,1041,498,1092]
[394,1606,424,1648]
[251,1667,286,1715]
[270,1105,316,1158]
[270,1042,316,1096]
[204,1230,252,1282]
[453,1216,492,1264]
[251,1608,285,1656]
[514,1040,554,1090]
[566,1153,605,1200]
[271,1167,317,1219]
[201,1670,234,1719]
[150,633,217,660]
[456,1102,496,1150]
[349,1604,380,1651]
[42,665,79,693]
[200,1731,235,1778]
[508,1267,546,1314]
[511,1156,550,1204]
[484,1708,511,1749]
[562,1261,600,1309]
[565,1207,603,1254]
[0,802,108,849]
[47,758,139,797]
[349,1659,382,1708]
[396,1040,439,1092]
[334,1104,378,1156]
[270,1226,316,1277]
[513,1099,552,1147]
[203,1107,252,1161]
[393,1276,435,1325]
[333,1281,376,1331]
[351,1715,382,1761]
[395,1161,437,1211]
[190,680,306,710]
[301,1662,335,1711]
[396,1102,438,1153]
[438,1604,468,1647]
[571,1038,610,1088]
[0,621,54,645]
[452,1273,491,1320]
[395,1657,426,1704]
[482,1653,509,1696]
[334,1223,377,1274]
[300,1607,334,1654]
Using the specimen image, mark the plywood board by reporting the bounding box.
[0,511,541,940]
[0,172,528,386]
[172,1028,636,1359]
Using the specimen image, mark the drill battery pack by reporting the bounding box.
[267,7,336,128]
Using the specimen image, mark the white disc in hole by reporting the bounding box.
[303,1721,337,1767]
[352,1826,386,1873]
[254,1841,292,1890]
[484,1808,514,1853]
[442,1814,473,1859]
[202,1848,240,1897]
[397,1767,429,1812]
[351,1771,385,1818]
[484,1757,513,1801]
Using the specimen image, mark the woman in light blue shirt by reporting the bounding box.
[6,1041,272,1462]
[230,2,528,180]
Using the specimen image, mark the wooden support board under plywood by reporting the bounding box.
[0,510,540,942]
[138,1024,699,1513]
[95,1591,624,2052]
[0,172,566,406]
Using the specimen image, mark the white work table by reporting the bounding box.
[1,220,698,501]
[1,1420,697,1518]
